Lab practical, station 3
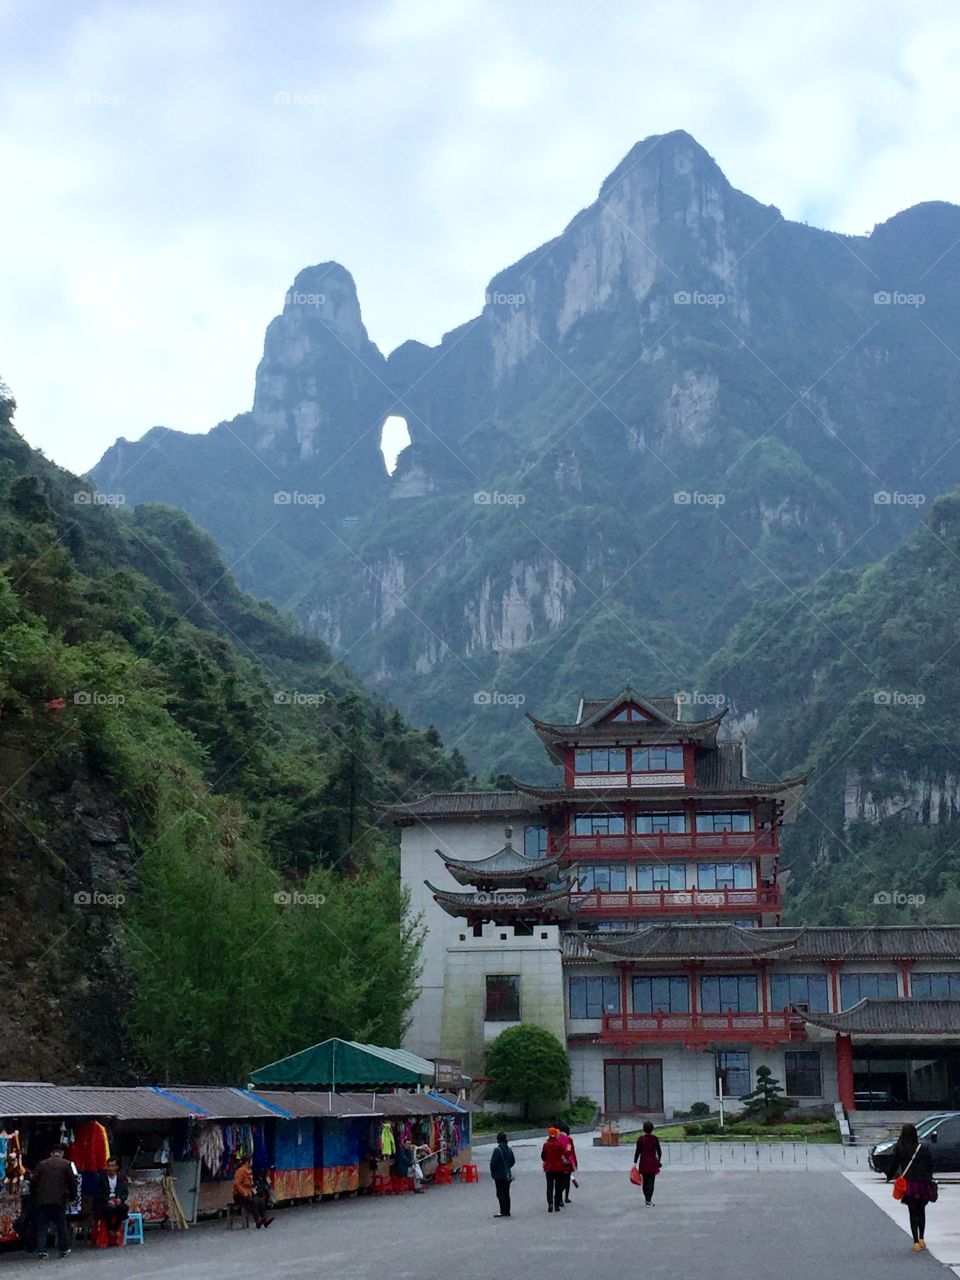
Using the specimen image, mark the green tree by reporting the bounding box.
[739,1065,793,1124]
[485,1023,571,1121]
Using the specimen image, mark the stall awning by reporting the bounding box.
[249,1039,436,1089]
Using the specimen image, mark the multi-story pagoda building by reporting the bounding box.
[389,689,960,1117]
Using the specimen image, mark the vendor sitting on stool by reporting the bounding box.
[233,1157,272,1228]
[92,1157,128,1248]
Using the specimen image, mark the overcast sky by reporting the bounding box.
[3,0,960,474]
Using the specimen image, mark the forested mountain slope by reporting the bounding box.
[0,383,466,1083]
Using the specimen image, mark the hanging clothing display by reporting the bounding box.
[379,1122,396,1156]
[68,1122,110,1173]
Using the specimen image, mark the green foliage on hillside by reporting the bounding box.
[700,491,960,924]
[0,384,467,1081]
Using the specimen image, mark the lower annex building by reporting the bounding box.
[387,689,960,1116]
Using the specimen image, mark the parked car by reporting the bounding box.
[869,1112,960,1177]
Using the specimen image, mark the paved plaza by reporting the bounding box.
[0,1161,945,1279]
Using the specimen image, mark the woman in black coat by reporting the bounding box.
[891,1123,937,1252]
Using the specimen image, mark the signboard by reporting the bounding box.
[432,1058,463,1088]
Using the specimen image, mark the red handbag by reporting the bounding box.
[629,1166,642,1186]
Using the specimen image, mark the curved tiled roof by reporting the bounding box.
[803,998,960,1035]
[437,843,562,886]
[382,791,544,822]
[426,880,573,919]
[562,925,960,964]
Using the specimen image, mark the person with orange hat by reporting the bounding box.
[540,1128,567,1213]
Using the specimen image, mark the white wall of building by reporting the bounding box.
[401,817,528,1059]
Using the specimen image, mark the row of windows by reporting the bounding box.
[522,813,755,854]
[574,746,685,774]
[567,971,960,1017]
[572,812,753,835]
[493,971,960,1025]
[575,862,756,893]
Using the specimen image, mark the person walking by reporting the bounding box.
[489,1132,516,1218]
[891,1123,937,1251]
[541,1127,566,1213]
[29,1144,77,1259]
[633,1120,662,1206]
[557,1123,578,1204]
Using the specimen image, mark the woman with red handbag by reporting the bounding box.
[632,1121,662,1206]
[891,1123,937,1251]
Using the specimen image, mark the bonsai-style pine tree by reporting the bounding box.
[485,1023,571,1121]
[739,1065,793,1123]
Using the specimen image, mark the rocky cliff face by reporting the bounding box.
[93,131,960,782]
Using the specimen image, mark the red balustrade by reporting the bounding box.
[570,886,782,916]
[600,1008,806,1045]
[556,830,778,861]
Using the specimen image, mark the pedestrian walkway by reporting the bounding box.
[0,1170,933,1278]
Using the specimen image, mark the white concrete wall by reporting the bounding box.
[400,817,545,1059]
[441,925,566,1077]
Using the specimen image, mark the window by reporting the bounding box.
[695,812,753,833]
[594,920,632,932]
[577,864,627,892]
[770,973,830,1012]
[632,975,690,1013]
[700,975,758,1013]
[911,972,960,998]
[785,1050,822,1097]
[574,812,626,836]
[635,812,688,834]
[524,825,548,858]
[485,974,521,1021]
[716,1050,751,1097]
[697,862,754,890]
[633,745,684,772]
[636,864,686,891]
[604,1059,663,1113]
[575,748,627,773]
[569,975,621,1019]
[839,972,898,1007]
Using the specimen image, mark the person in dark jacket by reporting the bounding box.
[541,1128,567,1212]
[892,1123,937,1251]
[29,1145,77,1259]
[633,1120,662,1206]
[92,1157,129,1246]
[489,1133,516,1218]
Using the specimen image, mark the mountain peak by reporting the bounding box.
[598,130,723,198]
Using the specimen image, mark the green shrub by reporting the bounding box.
[689,1101,711,1117]
[683,1123,702,1136]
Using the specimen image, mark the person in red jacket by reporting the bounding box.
[633,1120,662,1206]
[557,1123,578,1203]
[540,1128,567,1213]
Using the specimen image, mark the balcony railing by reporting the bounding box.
[600,1009,805,1044]
[570,886,782,916]
[556,830,777,860]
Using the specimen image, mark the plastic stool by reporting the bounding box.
[123,1212,144,1246]
[371,1173,389,1195]
[461,1163,479,1183]
[434,1164,452,1185]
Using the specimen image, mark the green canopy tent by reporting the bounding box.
[249,1038,437,1090]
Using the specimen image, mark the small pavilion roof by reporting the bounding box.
[437,827,562,886]
[425,881,573,921]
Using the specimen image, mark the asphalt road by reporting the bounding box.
[0,1171,942,1278]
